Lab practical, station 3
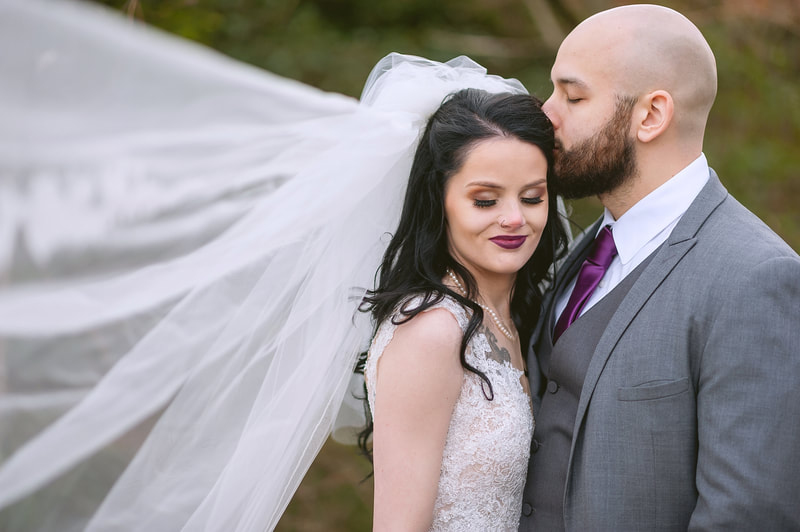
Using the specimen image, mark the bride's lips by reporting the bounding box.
[490,235,527,249]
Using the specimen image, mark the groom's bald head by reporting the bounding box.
[563,4,717,137]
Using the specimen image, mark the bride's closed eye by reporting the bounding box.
[474,196,543,208]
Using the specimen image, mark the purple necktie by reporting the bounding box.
[553,225,618,342]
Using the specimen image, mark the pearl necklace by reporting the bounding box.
[446,269,516,342]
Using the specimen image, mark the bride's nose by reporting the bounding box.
[499,203,525,229]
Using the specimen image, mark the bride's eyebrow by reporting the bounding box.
[465,181,503,189]
[521,179,547,189]
[465,179,547,189]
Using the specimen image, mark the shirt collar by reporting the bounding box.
[601,153,710,264]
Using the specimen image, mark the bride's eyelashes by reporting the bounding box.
[472,196,544,208]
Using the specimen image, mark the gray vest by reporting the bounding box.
[519,255,654,531]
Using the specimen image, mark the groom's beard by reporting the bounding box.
[553,98,638,200]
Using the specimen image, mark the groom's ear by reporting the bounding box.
[635,90,673,143]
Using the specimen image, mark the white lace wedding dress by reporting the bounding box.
[365,295,534,531]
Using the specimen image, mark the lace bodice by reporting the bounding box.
[365,295,534,531]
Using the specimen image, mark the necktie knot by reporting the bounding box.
[586,225,618,268]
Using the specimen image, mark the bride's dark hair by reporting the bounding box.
[356,88,568,461]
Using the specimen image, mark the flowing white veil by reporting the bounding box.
[0,1,532,530]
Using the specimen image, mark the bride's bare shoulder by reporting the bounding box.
[381,303,464,369]
[375,304,464,410]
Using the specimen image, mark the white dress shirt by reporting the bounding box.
[554,153,710,323]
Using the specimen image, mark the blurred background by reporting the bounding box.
[90,0,799,529]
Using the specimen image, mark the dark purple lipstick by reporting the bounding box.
[490,235,527,249]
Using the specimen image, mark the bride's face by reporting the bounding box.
[443,136,549,283]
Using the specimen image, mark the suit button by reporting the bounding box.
[547,380,559,394]
[522,502,533,516]
[531,439,540,453]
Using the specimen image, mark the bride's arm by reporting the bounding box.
[371,307,464,532]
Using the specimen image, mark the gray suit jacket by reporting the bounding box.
[527,171,800,530]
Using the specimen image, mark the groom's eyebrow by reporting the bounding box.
[554,77,589,90]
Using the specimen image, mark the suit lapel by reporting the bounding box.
[568,170,729,461]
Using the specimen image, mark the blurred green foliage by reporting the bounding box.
[90,1,800,529]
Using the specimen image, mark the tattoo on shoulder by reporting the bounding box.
[480,324,511,364]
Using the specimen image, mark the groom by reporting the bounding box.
[521,4,800,530]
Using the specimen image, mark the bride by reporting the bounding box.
[360,88,566,530]
[0,1,566,530]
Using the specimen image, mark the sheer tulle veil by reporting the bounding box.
[0,1,537,530]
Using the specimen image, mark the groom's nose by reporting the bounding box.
[542,95,559,129]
